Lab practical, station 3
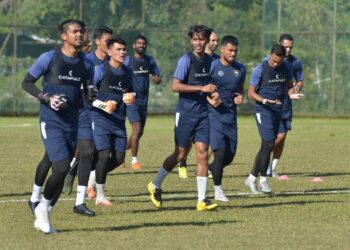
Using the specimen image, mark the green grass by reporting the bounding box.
[0,116,349,250]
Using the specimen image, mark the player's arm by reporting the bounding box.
[234,65,246,105]
[150,57,161,84]
[294,61,304,92]
[172,78,216,93]
[286,64,303,100]
[248,85,281,105]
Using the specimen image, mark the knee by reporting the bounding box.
[261,140,275,152]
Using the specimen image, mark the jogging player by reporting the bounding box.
[244,44,303,194]
[267,34,304,178]
[208,35,246,202]
[147,24,219,211]
[22,19,93,233]
[91,38,134,206]
[125,35,161,170]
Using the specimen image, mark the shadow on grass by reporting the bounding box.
[0,192,31,197]
[279,172,350,177]
[58,219,239,233]
[220,200,338,210]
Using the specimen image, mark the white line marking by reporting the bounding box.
[0,123,33,128]
[0,189,349,204]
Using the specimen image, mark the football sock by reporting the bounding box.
[153,167,169,189]
[96,183,105,200]
[131,157,138,164]
[260,176,267,183]
[88,170,96,187]
[75,185,87,206]
[271,159,279,171]
[214,185,224,195]
[197,176,208,202]
[30,184,42,202]
[248,174,256,182]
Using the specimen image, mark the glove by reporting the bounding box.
[93,99,117,114]
[38,93,68,111]
[87,86,98,103]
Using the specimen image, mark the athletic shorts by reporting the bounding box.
[278,118,292,133]
[78,107,93,140]
[254,111,281,141]
[92,117,127,153]
[127,103,147,127]
[210,124,237,155]
[40,122,77,163]
[174,112,209,148]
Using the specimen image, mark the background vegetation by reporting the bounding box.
[0,0,349,115]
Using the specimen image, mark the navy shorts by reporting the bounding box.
[174,112,209,148]
[127,103,147,127]
[254,111,281,141]
[278,118,292,133]
[40,122,77,163]
[210,124,237,155]
[78,107,93,140]
[92,117,127,153]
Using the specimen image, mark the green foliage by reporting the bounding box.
[0,0,349,115]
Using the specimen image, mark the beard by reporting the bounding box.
[135,46,146,54]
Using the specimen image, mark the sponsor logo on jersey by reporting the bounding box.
[58,70,82,82]
[233,70,240,77]
[109,81,126,92]
[218,70,224,76]
[133,66,149,74]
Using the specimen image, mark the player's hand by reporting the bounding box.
[233,93,244,105]
[290,93,304,100]
[201,84,216,93]
[87,86,98,103]
[207,95,221,108]
[262,99,282,105]
[151,75,161,83]
[47,94,68,111]
[123,92,135,105]
[93,99,117,114]
[210,91,219,100]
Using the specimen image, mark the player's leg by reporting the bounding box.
[193,116,218,211]
[87,145,98,199]
[62,149,79,195]
[128,121,143,169]
[73,139,95,216]
[29,151,51,213]
[267,119,291,177]
[178,143,192,179]
[245,112,275,194]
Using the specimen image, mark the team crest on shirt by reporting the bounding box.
[218,70,224,76]
[233,70,240,77]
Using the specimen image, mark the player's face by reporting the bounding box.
[280,39,293,57]
[207,32,218,51]
[108,42,127,64]
[133,39,147,54]
[62,23,83,49]
[191,32,208,55]
[220,43,238,64]
[269,53,284,68]
[96,33,112,53]
[81,31,92,53]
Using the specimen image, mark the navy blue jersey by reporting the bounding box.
[93,62,133,121]
[86,51,108,67]
[28,49,93,130]
[173,52,211,117]
[208,59,246,126]
[124,55,160,105]
[250,60,293,113]
[208,52,220,62]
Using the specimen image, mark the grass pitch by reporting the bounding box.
[0,116,349,250]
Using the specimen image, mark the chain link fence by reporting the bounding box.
[0,0,349,116]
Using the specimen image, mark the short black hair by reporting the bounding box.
[221,35,238,46]
[93,26,113,40]
[107,37,127,49]
[58,19,82,34]
[187,24,211,40]
[279,33,294,42]
[134,35,148,44]
[270,43,286,57]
